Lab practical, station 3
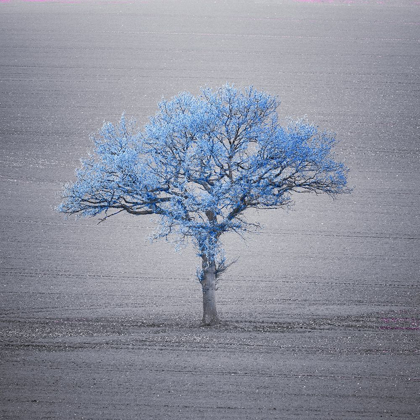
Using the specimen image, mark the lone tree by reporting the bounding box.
[58,84,350,325]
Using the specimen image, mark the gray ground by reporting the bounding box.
[0,0,419,419]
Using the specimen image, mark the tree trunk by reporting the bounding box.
[201,262,220,326]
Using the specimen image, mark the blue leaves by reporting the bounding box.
[58,84,351,272]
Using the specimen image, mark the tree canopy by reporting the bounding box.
[58,84,351,324]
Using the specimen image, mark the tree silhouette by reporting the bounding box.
[58,84,351,325]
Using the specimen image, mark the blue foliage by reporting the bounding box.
[58,84,351,278]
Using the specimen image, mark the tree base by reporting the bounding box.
[201,316,221,327]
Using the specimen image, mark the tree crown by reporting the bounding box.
[58,84,350,268]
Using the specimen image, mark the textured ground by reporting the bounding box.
[0,0,419,419]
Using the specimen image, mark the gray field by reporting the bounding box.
[0,0,419,419]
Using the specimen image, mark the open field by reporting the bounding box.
[1,0,419,418]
